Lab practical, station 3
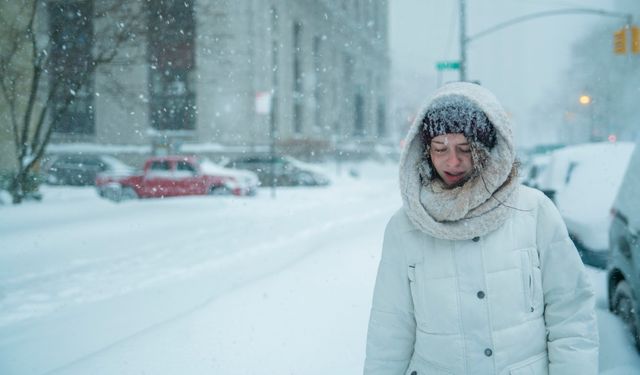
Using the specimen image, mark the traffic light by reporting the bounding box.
[614,28,627,54]
[632,25,640,54]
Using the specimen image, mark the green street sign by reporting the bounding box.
[436,61,461,71]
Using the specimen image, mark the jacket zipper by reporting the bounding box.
[522,250,535,313]
[528,249,536,312]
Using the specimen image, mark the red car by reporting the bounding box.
[96,155,259,201]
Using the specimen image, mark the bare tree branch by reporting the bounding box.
[29,70,60,154]
[0,5,28,158]
[3,0,152,203]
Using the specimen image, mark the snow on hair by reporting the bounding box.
[421,94,496,149]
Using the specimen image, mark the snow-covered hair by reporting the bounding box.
[421,94,497,150]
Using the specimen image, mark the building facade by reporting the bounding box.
[47,0,390,160]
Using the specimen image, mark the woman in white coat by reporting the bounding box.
[364,82,598,375]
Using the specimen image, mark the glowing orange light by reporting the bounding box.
[579,95,591,105]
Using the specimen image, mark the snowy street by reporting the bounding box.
[1,162,639,374]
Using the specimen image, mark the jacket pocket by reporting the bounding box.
[408,263,458,333]
[407,265,423,321]
[520,248,541,313]
[507,352,548,375]
[405,354,454,375]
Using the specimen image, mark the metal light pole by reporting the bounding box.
[459,0,467,81]
[456,6,632,83]
[269,91,277,198]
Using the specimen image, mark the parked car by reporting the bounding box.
[198,158,260,194]
[521,153,552,193]
[44,153,134,186]
[607,139,640,351]
[223,155,331,187]
[95,155,259,201]
[538,142,635,268]
[520,143,566,199]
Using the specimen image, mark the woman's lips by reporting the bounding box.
[444,171,465,183]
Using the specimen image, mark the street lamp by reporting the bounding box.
[579,94,591,105]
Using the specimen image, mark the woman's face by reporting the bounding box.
[429,133,474,188]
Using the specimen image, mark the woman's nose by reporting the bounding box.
[447,150,462,166]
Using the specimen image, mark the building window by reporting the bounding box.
[147,0,196,131]
[354,93,364,136]
[270,7,279,137]
[292,21,303,133]
[312,35,322,130]
[342,52,354,135]
[47,0,95,135]
[377,102,386,137]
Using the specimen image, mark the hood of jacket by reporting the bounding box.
[399,82,519,240]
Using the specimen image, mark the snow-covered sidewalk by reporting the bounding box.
[48,201,387,375]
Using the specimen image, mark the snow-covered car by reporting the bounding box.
[607,139,640,351]
[520,143,566,200]
[198,158,260,195]
[541,142,635,268]
[223,155,331,187]
[521,153,552,193]
[43,153,134,186]
[96,155,258,201]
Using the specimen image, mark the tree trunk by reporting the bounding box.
[9,170,27,204]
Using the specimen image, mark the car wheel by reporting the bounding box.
[46,174,59,185]
[209,185,231,196]
[295,172,315,186]
[613,280,640,351]
[120,186,138,201]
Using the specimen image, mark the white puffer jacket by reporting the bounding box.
[364,187,598,375]
[364,83,598,375]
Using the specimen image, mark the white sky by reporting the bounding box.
[389,0,620,148]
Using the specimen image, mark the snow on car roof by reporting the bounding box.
[282,156,329,176]
[199,158,257,180]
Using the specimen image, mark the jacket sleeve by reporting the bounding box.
[536,194,599,374]
[364,214,416,375]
